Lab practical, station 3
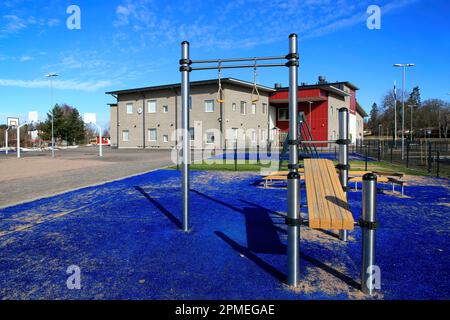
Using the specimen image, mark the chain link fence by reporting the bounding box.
[355,138,450,178]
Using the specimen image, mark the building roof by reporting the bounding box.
[274,81,357,96]
[106,78,276,95]
[356,101,368,117]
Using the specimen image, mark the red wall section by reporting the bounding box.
[274,100,328,143]
[270,88,322,101]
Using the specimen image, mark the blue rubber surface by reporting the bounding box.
[0,170,448,300]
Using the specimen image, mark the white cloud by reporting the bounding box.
[112,0,420,49]
[0,78,114,92]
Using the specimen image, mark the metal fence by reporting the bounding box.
[354,139,450,178]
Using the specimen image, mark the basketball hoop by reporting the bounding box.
[7,117,19,128]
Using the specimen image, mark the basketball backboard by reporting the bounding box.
[7,117,19,128]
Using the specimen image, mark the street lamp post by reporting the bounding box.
[46,73,58,158]
[394,63,414,160]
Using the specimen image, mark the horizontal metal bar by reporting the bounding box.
[301,140,336,144]
[191,63,286,71]
[191,56,286,64]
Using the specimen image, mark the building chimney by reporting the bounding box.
[274,83,282,89]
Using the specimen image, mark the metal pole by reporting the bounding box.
[51,77,55,158]
[394,81,397,147]
[5,127,9,155]
[286,33,300,287]
[401,66,405,160]
[17,125,21,159]
[99,126,103,157]
[410,104,413,143]
[338,108,349,241]
[180,41,191,232]
[361,173,378,295]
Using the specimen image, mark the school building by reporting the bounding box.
[106,76,367,149]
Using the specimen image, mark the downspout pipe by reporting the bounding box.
[140,91,146,149]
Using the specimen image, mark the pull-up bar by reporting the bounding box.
[191,56,286,64]
[180,34,301,287]
[191,63,286,71]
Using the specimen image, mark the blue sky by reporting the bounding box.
[0,0,449,127]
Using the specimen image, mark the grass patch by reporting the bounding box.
[169,158,436,176]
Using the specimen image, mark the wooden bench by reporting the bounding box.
[304,159,354,230]
[263,174,304,188]
[388,177,408,195]
[349,176,389,190]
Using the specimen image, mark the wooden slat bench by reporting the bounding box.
[388,177,408,195]
[263,174,304,188]
[304,159,354,230]
[349,176,389,190]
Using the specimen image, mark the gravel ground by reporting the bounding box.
[0,146,174,208]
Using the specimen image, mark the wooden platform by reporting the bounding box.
[304,159,354,230]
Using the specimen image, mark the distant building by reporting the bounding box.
[106,76,367,149]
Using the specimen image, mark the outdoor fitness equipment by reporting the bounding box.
[179,34,379,295]
[216,62,225,104]
[251,60,260,104]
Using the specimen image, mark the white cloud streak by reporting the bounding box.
[0,79,114,92]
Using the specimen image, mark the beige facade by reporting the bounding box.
[107,79,275,149]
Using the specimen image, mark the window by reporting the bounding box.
[251,103,256,115]
[189,96,192,110]
[148,100,157,113]
[240,101,246,115]
[262,103,268,115]
[278,108,289,121]
[206,132,215,144]
[232,128,238,140]
[163,105,169,113]
[251,131,257,142]
[205,100,214,113]
[189,127,195,141]
[126,103,133,114]
[232,103,237,112]
[163,135,169,143]
[122,130,129,142]
[148,128,157,141]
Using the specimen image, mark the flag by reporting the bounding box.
[393,80,397,101]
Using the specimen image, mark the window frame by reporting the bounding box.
[162,105,169,113]
[240,101,246,115]
[147,100,157,113]
[205,132,215,144]
[163,134,169,143]
[251,103,256,115]
[148,128,157,142]
[278,107,289,121]
[122,130,129,142]
[204,100,215,113]
[126,103,133,114]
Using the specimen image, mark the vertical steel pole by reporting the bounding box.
[17,126,21,159]
[361,173,378,295]
[401,66,405,160]
[5,128,9,155]
[51,77,55,159]
[286,33,300,287]
[99,126,103,157]
[394,80,397,147]
[338,108,349,241]
[180,41,191,232]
